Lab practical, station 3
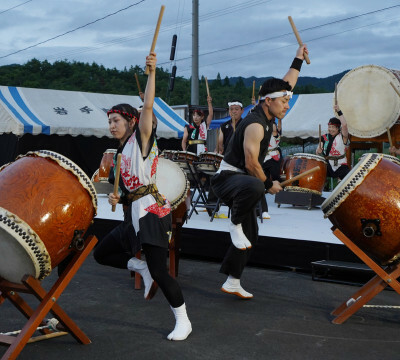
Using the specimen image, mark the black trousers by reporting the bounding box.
[211,171,265,278]
[327,163,350,180]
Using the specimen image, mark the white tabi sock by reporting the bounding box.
[127,257,158,300]
[221,275,253,299]
[167,303,192,341]
[228,222,252,250]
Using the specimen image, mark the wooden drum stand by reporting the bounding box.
[330,228,400,324]
[0,235,98,360]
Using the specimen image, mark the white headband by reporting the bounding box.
[260,91,293,100]
[228,101,243,108]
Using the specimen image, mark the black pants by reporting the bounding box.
[211,171,265,278]
[327,163,350,180]
[93,219,184,308]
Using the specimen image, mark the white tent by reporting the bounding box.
[0,86,188,139]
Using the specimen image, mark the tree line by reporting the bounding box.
[0,58,331,109]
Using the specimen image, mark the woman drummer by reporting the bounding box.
[93,52,192,341]
[181,96,213,155]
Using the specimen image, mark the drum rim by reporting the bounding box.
[19,150,98,215]
[175,150,198,156]
[337,64,400,138]
[321,153,382,217]
[0,207,51,282]
[292,153,327,163]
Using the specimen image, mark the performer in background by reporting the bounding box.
[316,105,350,181]
[211,44,308,299]
[182,96,213,155]
[389,145,400,156]
[216,100,244,155]
[260,118,282,219]
[93,52,192,341]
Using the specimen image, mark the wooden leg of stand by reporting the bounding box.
[1,235,97,360]
[331,229,400,324]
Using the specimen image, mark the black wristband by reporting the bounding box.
[264,178,273,190]
[290,57,303,71]
[337,110,343,116]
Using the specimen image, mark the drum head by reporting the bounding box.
[156,158,189,210]
[337,65,400,138]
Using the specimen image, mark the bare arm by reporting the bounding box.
[282,44,308,89]
[334,104,349,144]
[140,52,157,156]
[217,128,224,154]
[181,127,188,151]
[205,96,213,130]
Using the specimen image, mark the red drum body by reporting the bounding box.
[0,151,97,283]
[285,153,327,195]
[173,151,199,172]
[322,153,400,265]
[196,152,224,175]
[98,149,116,182]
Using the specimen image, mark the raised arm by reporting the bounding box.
[282,44,308,89]
[181,126,188,151]
[334,104,349,143]
[205,96,213,129]
[140,52,157,154]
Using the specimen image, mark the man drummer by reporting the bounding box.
[316,105,350,181]
[211,44,308,299]
[216,100,244,155]
[181,96,213,155]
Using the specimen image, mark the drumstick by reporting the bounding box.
[387,127,393,147]
[334,82,338,105]
[280,166,320,187]
[205,76,210,97]
[390,81,400,98]
[288,16,310,65]
[112,153,122,212]
[144,5,165,75]
[258,85,262,102]
[318,124,321,146]
[134,73,142,94]
[252,80,255,99]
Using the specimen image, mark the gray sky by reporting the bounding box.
[1,0,400,80]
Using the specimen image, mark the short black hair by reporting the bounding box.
[328,117,341,127]
[259,78,292,97]
[109,103,139,122]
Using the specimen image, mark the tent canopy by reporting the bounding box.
[210,93,335,139]
[0,86,188,139]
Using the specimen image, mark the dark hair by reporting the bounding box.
[109,103,139,122]
[192,109,204,117]
[328,117,341,128]
[259,78,292,97]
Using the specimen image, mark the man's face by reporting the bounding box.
[229,105,243,121]
[328,124,340,137]
[267,95,290,120]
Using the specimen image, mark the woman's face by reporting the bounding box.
[192,112,204,125]
[108,113,133,142]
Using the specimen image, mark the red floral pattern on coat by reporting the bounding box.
[145,202,171,218]
[151,156,158,177]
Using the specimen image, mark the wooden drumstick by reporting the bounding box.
[390,81,400,98]
[288,16,310,65]
[318,124,322,146]
[205,76,210,97]
[134,73,142,94]
[252,80,255,99]
[258,85,262,102]
[112,153,122,212]
[280,166,320,187]
[334,82,338,105]
[145,5,165,75]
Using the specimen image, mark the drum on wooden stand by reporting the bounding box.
[159,150,177,161]
[156,158,190,210]
[285,153,327,195]
[322,153,400,265]
[337,65,400,138]
[195,152,224,175]
[173,151,199,172]
[0,150,97,284]
[91,149,116,183]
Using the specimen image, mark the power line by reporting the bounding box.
[0,0,32,15]
[0,0,146,60]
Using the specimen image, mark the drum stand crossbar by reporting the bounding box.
[0,235,98,360]
[330,228,400,324]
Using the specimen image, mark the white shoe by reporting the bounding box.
[228,222,252,250]
[127,258,158,300]
[262,212,271,219]
[221,276,253,299]
[167,303,192,341]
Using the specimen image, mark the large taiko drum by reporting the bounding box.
[322,153,400,265]
[195,152,224,175]
[0,150,97,283]
[285,153,327,195]
[156,158,189,210]
[98,149,117,182]
[337,65,400,138]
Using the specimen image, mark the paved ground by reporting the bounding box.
[1,255,400,360]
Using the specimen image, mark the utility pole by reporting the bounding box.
[191,0,199,105]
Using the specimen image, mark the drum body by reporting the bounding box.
[0,151,97,283]
[156,158,189,210]
[196,152,224,175]
[322,153,400,265]
[98,149,117,182]
[337,65,400,138]
[285,153,327,195]
[159,150,176,160]
[173,151,199,172]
